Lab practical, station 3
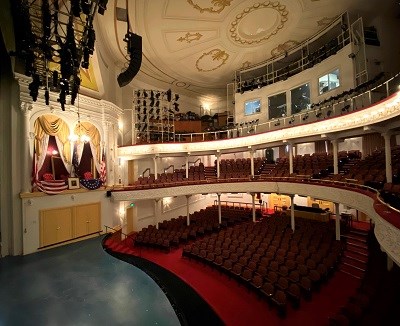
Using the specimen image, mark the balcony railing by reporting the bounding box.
[161,73,400,143]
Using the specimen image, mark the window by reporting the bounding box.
[268,92,287,119]
[291,83,311,114]
[244,99,261,116]
[319,69,340,95]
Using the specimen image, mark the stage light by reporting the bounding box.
[98,0,108,15]
[45,88,49,105]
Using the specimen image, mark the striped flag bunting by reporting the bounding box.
[80,179,102,190]
[36,180,68,195]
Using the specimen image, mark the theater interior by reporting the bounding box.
[1,0,400,325]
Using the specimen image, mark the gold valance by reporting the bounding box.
[74,122,101,161]
[34,115,71,162]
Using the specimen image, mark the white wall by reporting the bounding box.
[234,44,356,125]
[21,191,117,255]
[338,137,363,153]
[296,142,316,156]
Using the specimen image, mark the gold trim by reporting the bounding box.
[195,49,229,72]
[177,32,203,43]
[187,0,233,14]
[229,1,289,45]
[271,40,299,57]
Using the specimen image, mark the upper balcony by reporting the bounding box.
[119,74,400,159]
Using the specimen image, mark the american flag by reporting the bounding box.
[72,142,80,177]
[99,148,107,184]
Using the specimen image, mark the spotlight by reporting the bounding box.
[52,70,58,88]
[28,74,41,102]
[98,0,108,15]
[44,88,49,105]
[166,89,172,102]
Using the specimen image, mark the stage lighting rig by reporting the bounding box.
[10,0,108,106]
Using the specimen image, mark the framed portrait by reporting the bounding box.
[68,177,80,190]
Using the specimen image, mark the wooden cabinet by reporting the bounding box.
[39,203,101,247]
[74,203,101,238]
[40,207,73,247]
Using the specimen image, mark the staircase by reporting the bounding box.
[204,166,217,181]
[259,163,277,178]
[339,229,369,279]
[103,234,138,256]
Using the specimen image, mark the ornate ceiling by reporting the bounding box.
[95,0,395,105]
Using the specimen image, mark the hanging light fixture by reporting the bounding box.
[68,93,91,143]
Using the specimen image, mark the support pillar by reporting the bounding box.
[185,154,189,179]
[332,139,339,175]
[216,152,221,178]
[154,199,160,229]
[288,143,293,175]
[153,155,158,179]
[21,103,32,193]
[186,195,191,226]
[382,133,393,183]
[251,193,256,222]
[250,148,255,178]
[335,202,340,241]
[290,194,295,231]
[217,193,222,224]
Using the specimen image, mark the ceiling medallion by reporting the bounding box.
[229,1,289,45]
[177,32,203,43]
[187,0,233,14]
[317,17,335,26]
[271,40,299,56]
[175,81,187,87]
[195,49,230,72]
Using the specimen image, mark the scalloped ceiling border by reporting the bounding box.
[187,0,233,14]
[229,1,289,45]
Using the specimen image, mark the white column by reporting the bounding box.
[185,154,189,179]
[153,155,158,179]
[251,193,256,222]
[186,195,191,226]
[332,139,339,175]
[288,143,293,175]
[335,202,340,240]
[250,148,255,177]
[154,199,160,229]
[290,194,295,231]
[216,152,221,178]
[21,103,32,192]
[217,193,222,224]
[382,133,393,183]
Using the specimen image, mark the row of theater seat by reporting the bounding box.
[134,206,254,250]
[182,215,343,318]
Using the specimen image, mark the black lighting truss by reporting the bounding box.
[11,0,108,110]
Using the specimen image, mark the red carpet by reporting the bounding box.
[106,236,360,326]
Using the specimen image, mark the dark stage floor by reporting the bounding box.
[0,237,180,326]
